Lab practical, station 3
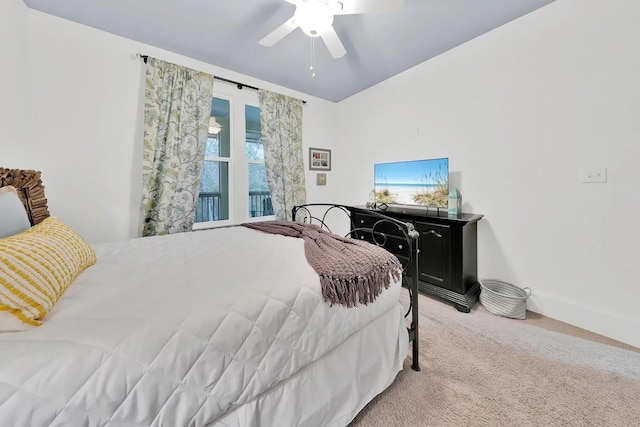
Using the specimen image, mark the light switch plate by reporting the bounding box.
[580,168,607,183]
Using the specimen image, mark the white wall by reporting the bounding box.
[20,9,337,243]
[334,0,640,348]
[0,0,27,158]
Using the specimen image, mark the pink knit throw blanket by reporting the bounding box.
[242,220,402,307]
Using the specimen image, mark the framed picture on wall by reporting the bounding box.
[309,147,331,171]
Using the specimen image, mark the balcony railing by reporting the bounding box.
[250,191,273,218]
[196,192,221,223]
[195,191,273,223]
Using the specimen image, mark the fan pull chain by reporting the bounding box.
[309,37,316,78]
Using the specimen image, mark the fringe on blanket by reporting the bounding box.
[320,259,402,307]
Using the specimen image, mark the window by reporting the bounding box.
[197,97,230,222]
[194,85,272,228]
[246,105,273,218]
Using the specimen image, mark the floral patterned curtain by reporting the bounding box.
[141,58,214,236]
[258,90,306,220]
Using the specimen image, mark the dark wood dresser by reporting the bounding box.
[349,206,484,312]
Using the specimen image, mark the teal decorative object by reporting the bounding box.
[448,187,462,215]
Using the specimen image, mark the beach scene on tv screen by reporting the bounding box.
[374,158,449,207]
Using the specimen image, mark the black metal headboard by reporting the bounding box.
[292,203,421,371]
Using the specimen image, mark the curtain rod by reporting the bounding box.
[137,54,306,104]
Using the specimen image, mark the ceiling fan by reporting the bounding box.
[259,0,404,59]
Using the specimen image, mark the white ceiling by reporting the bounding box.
[23,0,555,102]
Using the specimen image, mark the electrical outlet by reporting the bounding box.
[580,168,607,183]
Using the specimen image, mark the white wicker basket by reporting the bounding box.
[479,279,531,320]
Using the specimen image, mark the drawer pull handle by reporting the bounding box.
[424,230,443,238]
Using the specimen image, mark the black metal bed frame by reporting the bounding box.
[292,204,421,371]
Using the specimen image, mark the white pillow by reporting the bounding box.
[0,186,31,238]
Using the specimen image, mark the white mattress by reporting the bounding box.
[0,226,407,426]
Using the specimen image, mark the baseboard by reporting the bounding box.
[526,292,640,349]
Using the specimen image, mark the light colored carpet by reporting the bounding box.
[351,290,640,427]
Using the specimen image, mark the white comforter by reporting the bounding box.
[0,226,404,426]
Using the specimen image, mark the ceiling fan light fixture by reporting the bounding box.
[293,1,334,37]
[262,0,403,60]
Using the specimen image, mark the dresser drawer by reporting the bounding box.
[355,232,411,258]
[351,212,407,238]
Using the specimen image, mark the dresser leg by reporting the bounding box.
[454,303,471,313]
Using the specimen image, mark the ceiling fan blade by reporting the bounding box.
[320,26,347,59]
[259,18,298,47]
[333,0,404,15]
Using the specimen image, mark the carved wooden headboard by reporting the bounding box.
[0,168,50,226]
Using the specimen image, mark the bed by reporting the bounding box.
[0,172,420,427]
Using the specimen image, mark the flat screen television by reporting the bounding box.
[374,158,449,208]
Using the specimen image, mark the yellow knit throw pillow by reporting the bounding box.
[0,217,97,331]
